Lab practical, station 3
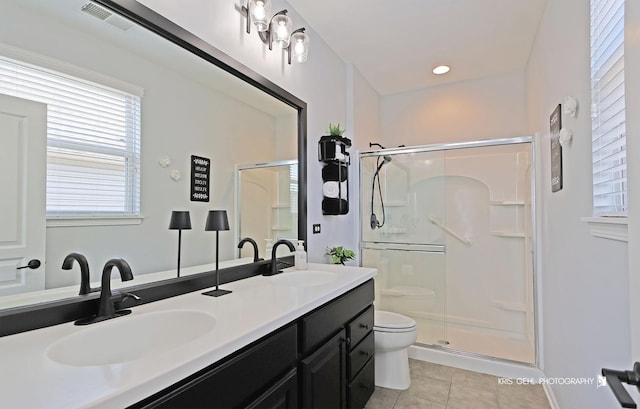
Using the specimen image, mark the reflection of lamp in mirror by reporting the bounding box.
[202,210,231,297]
[169,211,192,278]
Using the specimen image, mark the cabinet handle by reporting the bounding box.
[359,350,370,357]
[359,323,369,330]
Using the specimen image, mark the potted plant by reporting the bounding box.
[328,122,345,137]
[325,246,356,265]
[319,123,352,162]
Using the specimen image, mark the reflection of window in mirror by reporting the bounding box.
[0,55,142,218]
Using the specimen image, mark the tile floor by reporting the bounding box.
[365,359,552,409]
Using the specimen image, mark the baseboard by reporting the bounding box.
[542,383,561,409]
[408,345,543,380]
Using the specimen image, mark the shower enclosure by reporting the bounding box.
[360,137,535,364]
[236,160,298,259]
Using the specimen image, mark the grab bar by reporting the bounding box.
[428,216,472,247]
[361,241,445,254]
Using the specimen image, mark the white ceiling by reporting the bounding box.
[287,0,549,96]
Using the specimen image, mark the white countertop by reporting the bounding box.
[0,263,376,409]
[0,257,257,310]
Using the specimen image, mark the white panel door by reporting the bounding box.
[0,93,46,295]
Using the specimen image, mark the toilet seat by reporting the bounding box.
[374,310,416,333]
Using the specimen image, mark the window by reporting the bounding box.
[0,55,141,217]
[590,0,626,215]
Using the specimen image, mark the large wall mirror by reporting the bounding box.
[0,0,307,313]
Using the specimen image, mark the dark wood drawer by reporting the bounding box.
[347,357,375,409]
[348,331,374,382]
[300,280,374,354]
[347,305,373,349]
[246,368,298,409]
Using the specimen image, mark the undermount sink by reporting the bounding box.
[269,270,338,287]
[47,310,216,366]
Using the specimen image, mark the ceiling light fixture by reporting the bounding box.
[432,65,450,75]
[241,0,309,64]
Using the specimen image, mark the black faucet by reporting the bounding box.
[238,237,262,262]
[75,258,136,326]
[61,253,97,295]
[265,240,295,276]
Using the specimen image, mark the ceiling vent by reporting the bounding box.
[81,2,134,31]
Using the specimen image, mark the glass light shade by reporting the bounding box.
[271,14,293,48]
[250,0,272,32]
[291,31,309,63]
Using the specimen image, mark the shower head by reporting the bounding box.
[370,213,379,229]
[375,155,392,174]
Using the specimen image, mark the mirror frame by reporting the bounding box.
[0,0,307,337]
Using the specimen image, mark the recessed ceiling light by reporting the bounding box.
[432,65,450,75]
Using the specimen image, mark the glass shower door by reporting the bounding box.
[237,160,298,260]
[360,149,448,346]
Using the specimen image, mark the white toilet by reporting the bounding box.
[374,310,417,390]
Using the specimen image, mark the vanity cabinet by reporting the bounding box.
[131,324,298,409]
[300,280,375,409]
[129,279,374,409]
[300,329,348,408]
[246,369,298,409]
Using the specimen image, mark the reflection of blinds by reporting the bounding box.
[590,0,626,215]
[0,55,141,216]
[289,164,298,214]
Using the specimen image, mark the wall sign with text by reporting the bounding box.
[190,155,210,202]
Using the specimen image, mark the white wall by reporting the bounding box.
[526,0,632,407]
[380,72,528,146]
[136,0,375,263]
[348,65,381,263]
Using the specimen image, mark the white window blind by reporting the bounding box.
[590,0,626,215]
[0,56,141,216]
